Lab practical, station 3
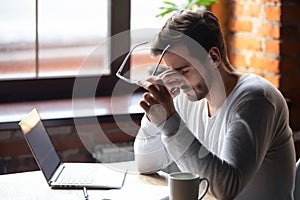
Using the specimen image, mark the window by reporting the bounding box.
[0,0,35,80]
[130,0,188,81]
[1,0,182,102]
[130,0,167,81]
[38,0,108,78]
[0,0,108,80]
[0,0,131,102]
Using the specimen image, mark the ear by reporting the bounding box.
[208,47,221,67]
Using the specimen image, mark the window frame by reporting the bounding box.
[0,0,132,103]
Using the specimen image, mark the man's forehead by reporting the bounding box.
[163,51,191,70]
[164,51,186,62]
[167,43,190,55]
[163,44,189,60]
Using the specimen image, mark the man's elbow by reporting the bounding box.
[134,153,161,174]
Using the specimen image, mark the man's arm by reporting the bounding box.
[160,95,278,199]
[134,115,173,174]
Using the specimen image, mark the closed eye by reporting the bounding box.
[180,69,189,74]
[174,65,191,75]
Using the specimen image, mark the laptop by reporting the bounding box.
[19,108,126,189]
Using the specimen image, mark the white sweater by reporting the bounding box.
[134,74,296,200]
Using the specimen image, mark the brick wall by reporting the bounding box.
[0,126,93,174]
[212,0,300,157]
[213,0,300,132]
[227,0,281,86]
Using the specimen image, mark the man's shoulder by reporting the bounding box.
[237,74,278,95]
[239,73,270,87]
[232,73,284,106]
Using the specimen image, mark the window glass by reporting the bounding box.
[130,0,165,80]
[130,0,186,80]
[0,0,36,80]
[39,0,108,78]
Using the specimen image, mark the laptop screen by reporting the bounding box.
[19,109,61,182]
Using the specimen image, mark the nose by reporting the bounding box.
[169,81,191,94]
[177,78,190,90]
[170,79,185,91]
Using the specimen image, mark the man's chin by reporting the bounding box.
[184,92,198,101]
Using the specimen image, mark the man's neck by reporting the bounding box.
[206,63,242,117]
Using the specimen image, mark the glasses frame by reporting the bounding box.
[116,42,171,85]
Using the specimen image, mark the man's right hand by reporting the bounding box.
[138,77,176,126]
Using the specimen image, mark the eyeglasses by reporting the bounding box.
[116,42,171,85]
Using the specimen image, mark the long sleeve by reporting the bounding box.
[160,79,295,199]
[134,115,173,174]
[133,74,295,199]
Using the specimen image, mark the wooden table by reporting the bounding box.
[0,161,215,200]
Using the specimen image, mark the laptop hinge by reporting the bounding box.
[49,164,65,184]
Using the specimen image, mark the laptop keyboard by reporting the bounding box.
[56,167,97,185]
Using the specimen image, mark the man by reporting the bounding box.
[134,10,296,199]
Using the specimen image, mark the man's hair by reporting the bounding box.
[151,10,227,63]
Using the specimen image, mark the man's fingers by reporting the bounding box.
[144,93,157,106]
[155,78,170,95]
[169,87,180,97]
[139,100,150,113]
[137,79,152,89]
[138,78,165,101]
[138,77,174,103]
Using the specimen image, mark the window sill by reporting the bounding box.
[0,93,144,131]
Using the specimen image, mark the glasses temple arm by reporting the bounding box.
[151,44,171,76]
[116,42,149,75]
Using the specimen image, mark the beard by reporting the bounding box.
[183,82,209,101]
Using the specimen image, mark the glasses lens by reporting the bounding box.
[129,45,167,82]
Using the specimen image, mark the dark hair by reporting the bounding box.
[151,10,227,62]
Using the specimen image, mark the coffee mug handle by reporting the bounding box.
[198,177,209,200]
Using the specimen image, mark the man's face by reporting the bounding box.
[162,45,211,101]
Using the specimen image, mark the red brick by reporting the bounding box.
[5,156,39,174]
[51,133,85,151]
[265,40,280,55]
[232,36,262,52]
[234,3,261,18]
[265,6,281,21]
[229,19,253,32]
[229,53,247,67]
[250,56,280,73]
[0,139,31,157]
[236,67,251,74]
[258,23,280,39]
[61,149,94,162]
[261,0,281,2]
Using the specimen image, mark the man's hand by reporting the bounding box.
[159,69,183,98]
[138,77,176,126]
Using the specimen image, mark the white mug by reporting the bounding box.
[169,172,209,200]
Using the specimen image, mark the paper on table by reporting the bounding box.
[87,184,169,200]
